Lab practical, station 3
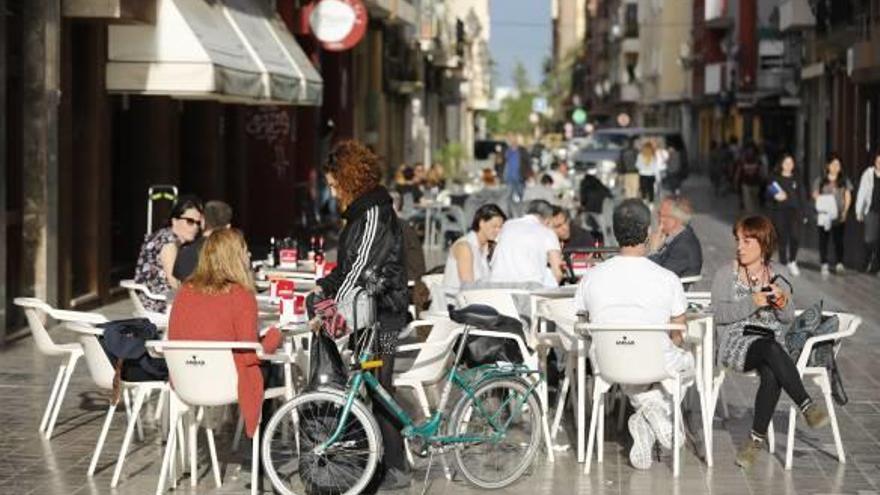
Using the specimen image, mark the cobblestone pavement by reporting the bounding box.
[1,177,879,494]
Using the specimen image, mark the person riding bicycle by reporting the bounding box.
[311,140,411,490]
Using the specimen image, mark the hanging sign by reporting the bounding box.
[305,0,368,52]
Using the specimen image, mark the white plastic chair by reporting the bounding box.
[66,322,167,485]
[394,318,462,418]
[783,311,860,470]
[119,280,169,327]
[581,323,694,477]
[680,275,703,288]
[534,298,580,442]
[147,340,288,495]
[13,297,107,439]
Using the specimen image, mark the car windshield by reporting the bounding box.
[581,133,628,151]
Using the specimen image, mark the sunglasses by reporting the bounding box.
[177,216,201,227]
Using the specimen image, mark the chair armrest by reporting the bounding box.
[258,351,293,363]
[796,331,850,369]
[66,322,105,336]
[120,280,167,301]
[50,308,108,324]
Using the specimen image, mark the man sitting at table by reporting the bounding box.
[490,199,564,288]
[648,196,703,278]
[574,198,694,470]
[173,200,233,281]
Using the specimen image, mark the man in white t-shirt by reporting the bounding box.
[575,198,694,470]
[490,199,564,288]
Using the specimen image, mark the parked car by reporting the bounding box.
[569,127,689,190]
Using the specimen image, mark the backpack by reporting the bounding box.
[784,302,848,405]
[99,318,167,403]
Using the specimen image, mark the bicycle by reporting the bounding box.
[261,302,544,494]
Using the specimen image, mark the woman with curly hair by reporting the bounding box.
[313,139,411,490]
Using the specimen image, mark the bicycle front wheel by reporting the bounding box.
[448,377,542,489]
[262,390,382,495]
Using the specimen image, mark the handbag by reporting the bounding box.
[98,318,167,404]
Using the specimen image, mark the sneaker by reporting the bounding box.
[628,412,655,470]
[641,405,681,450]
[787,261,801,277]
[821,264,830,277]
[735,436,765,469]
[379,467,412,491]
[835,262,845,274]
[803,404,830,429]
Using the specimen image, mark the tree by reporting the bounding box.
[512,60,531,93]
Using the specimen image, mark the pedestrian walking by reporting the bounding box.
[503,134,531,201]
[636,140,658,203]
[618,137,640,199]
[855,150,880,273]
[767,154,806,276]
[812,153,853,277]
[735,145,764,213]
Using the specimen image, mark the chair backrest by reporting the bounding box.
[458,289,520,319]
[68,323,115,390]
[537,298,577,333]
[402,318,462,382]
[147,340,260,407]
[14,298,61,355]
[793,310,861,358]
[586,323,685,385]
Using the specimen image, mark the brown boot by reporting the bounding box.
[735,436,765,469]
[803,403,829,429]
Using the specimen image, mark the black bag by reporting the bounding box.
[785,301,848,406]
[460,314,528,367]
[98,318,168,403]
[306,332,348,391]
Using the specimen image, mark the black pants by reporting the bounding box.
[639,175,655,203]
[817,223,845,265]
[771,208,801,264]
[743,339,811,436]
[373,351,407,473]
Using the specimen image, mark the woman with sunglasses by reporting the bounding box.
[711,215,828,469]
[133,195,204,312]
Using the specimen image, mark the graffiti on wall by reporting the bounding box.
[245,106,296,177]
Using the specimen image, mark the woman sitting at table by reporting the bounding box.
[168,228,281,440]
[312,140,411,490]
[711,215,828,469]
[134,195,204,312]
[441,204,506,297]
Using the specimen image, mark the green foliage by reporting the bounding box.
[435,142,467,178]
[487,61,539,136]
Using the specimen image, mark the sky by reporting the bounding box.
[489,0,552,91]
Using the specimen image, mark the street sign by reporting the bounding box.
[571,108,587,125]
[306,0,368,52]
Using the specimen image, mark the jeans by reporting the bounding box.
[771,208,801,264]
[817,223,845,265]
[743,339,811,436]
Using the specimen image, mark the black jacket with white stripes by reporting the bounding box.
[317,186,408,331]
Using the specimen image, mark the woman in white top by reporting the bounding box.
[442,204,506,295]
[635,140,658,203]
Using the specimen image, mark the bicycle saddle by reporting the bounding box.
[448,304,501,328]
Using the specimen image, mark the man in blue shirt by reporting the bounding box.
[504,134,528,200]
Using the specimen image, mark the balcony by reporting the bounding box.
[756,67,797,94]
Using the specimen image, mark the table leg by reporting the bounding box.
[577,339,586,463]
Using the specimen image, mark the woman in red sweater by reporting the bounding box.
[168,228,281,438]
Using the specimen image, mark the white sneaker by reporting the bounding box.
[787,261,801,277]
[821,264,830,277]
[628,412,655,470]
[835,262,845,274]
[642,404,683,450]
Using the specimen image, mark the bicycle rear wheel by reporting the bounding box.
[262,390,382,495]
[448,377,542,489]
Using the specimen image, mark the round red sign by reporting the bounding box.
[306,0,368,52]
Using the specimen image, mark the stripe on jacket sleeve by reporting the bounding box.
[336,207,378,302]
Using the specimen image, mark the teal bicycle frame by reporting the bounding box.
[317,323,542,453]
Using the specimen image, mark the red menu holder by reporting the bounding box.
[277,279,296,322]
[279,248,298,269]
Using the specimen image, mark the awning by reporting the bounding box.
[107,0,322,106]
